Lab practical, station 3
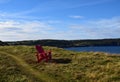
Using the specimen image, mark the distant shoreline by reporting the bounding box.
[1,38,120,47]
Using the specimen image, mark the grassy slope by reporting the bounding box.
[0,46,120,82]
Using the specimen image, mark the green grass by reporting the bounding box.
[0,46,120,82]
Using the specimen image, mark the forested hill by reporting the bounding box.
[2,38,120,47]
[0,40,8,46]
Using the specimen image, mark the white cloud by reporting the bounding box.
[0,21,20,28]
[69,15,84,19]
[47,20,62,24]
[0,15,120,41]
[0,11,45,21]
[0,20,53,41]
[68,17,120,39]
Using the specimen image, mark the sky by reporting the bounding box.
[0,0,120,41]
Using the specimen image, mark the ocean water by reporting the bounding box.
[65,46,120,54]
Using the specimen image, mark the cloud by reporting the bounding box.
[0,5,120,41]
[0,11,46,20]
[69,15,84,19]
[69,16,120,39]
[1,16,120,41]
[0,20,53,41]
[47,20,62,24]
[0,0,116,22]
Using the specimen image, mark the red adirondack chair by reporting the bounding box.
[35,45,52,63]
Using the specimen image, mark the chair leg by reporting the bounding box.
[44,53,49,62]
[48,51,52,60]
[39,57,44,62]
[36,54,40,63]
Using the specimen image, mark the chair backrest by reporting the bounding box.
[35,45,45,53]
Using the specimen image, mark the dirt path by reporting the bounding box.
[0,51,56,82]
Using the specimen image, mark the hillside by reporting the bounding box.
[0,40,8,46]
[4,38,120,47]
[0,46,120,82]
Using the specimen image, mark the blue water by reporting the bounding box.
[65,46,120,54]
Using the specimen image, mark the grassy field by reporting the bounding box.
[0,46,120,82]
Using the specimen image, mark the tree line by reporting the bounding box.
[1,38,120,47]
